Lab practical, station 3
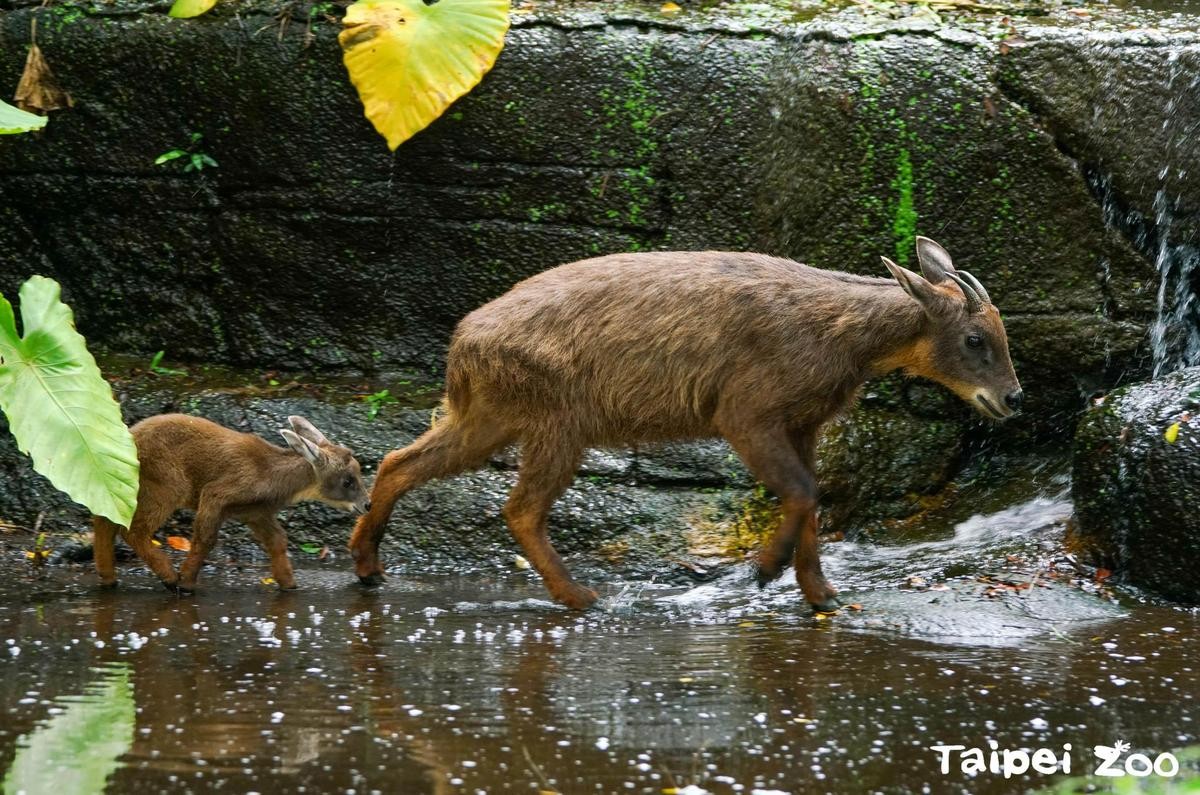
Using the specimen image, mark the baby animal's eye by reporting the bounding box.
[343,476,354,488]
[966,334,983,349]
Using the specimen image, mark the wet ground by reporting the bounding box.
[1,485,1198,794]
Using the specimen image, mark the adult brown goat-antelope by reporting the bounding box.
[94,414,370,592]
[349,237,1021,611]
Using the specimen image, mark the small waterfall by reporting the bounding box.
[1146,50,1200,377]
[1087,47,1200,378]
[1148,185,1200,378]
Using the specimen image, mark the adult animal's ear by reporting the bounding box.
[882,256,943,315]
[281,428,326,466]
[914,236,957,284]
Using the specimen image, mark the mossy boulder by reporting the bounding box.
[819,406,964,534]
[1072,367,1200,603]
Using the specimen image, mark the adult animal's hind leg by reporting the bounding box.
[350,414,513,585]
[503,437,595,610]
[723,423,837,612]
[756,427,818,586]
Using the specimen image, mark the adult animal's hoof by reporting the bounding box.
[754,563,786,589]
[554,583,599,610]
[810,596,841,615]
[358,572,385,588]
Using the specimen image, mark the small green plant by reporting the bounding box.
[154,132,218,173]
[26,531,49,569]
[363,388,398,419]
[148,350,187,377]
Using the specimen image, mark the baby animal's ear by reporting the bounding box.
[287,415,329,445]
[280,428,325,466]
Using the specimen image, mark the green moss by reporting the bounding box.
[527,202,568,223]
[850,46,926,264]
[595,40,662,233]
[891,147,917,264]
[47,5,86,30]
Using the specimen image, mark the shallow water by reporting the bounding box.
[1,491,1197,794]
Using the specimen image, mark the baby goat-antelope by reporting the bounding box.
[94,414,369,592]
[349,237,1021,612]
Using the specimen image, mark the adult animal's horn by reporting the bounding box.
[945,272,983,314]
[958,270,991,305]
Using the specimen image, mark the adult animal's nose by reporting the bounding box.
[1005,390,1024,412]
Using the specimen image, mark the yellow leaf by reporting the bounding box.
[1165,422,1180,444]
[151,539,162,547]
[340,0,510,150]
[261,577,276,586]
[660,2,682,12]
[169,0,219,18]
[165,535,191,551]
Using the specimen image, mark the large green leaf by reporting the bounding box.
[0,276,138,525]
[3,663,135,795]
[339,0,510,150]
[0,98,47,134]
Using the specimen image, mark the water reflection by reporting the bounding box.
[3,661,134,794]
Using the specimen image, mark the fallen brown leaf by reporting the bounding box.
[15,22,73,114]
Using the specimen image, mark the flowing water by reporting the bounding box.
[1,482,1197,794]
[1086,42,1200,378]
[1146,50,1200,378]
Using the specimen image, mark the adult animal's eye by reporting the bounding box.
[966,334,983,349]
[343,476,354,488]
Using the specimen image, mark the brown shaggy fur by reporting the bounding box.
[350,240,1020,610]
